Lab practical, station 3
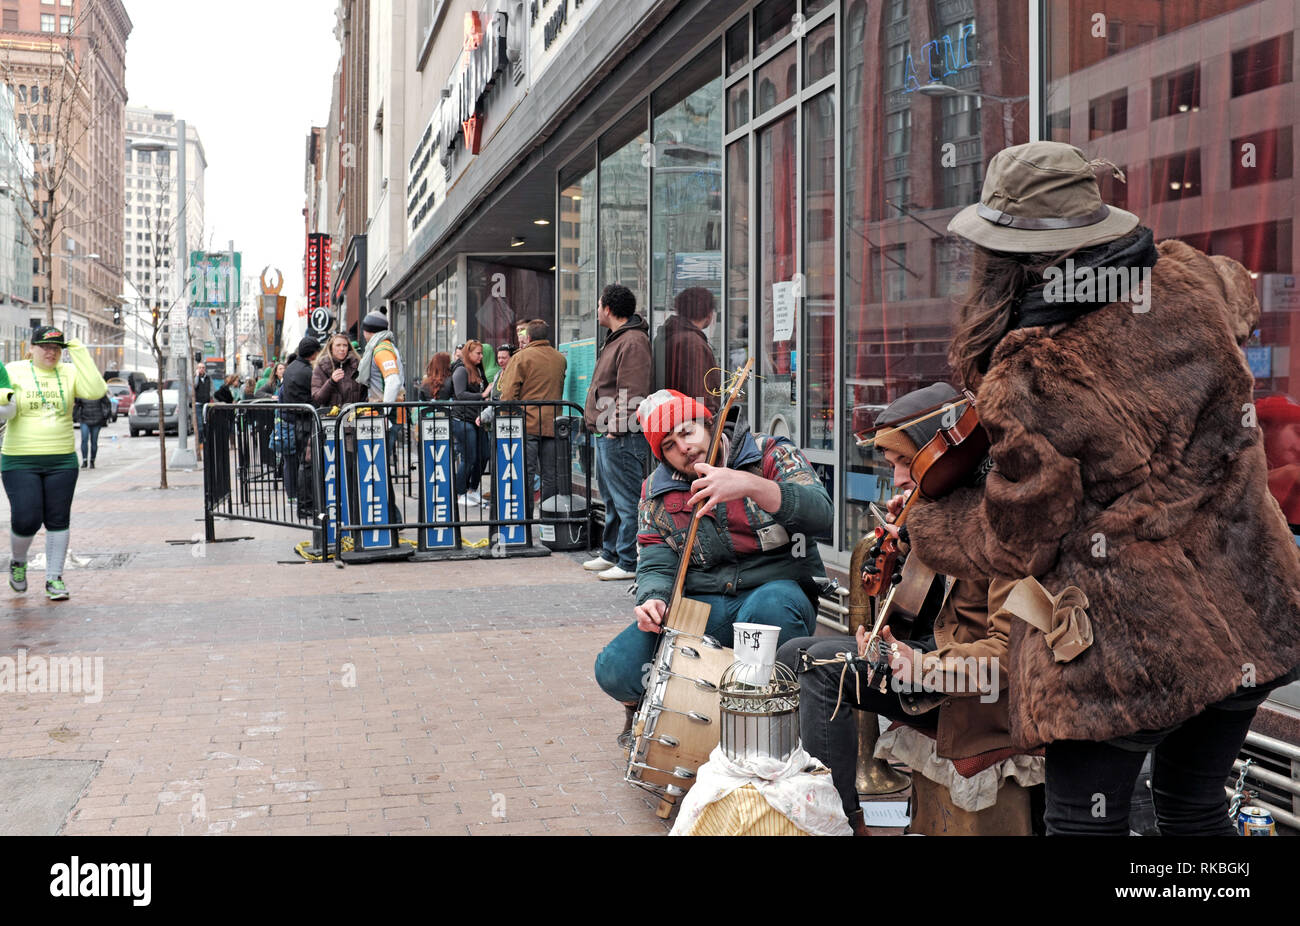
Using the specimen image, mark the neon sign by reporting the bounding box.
[902,23,977,94]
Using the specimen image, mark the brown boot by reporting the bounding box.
[846,808,872,836]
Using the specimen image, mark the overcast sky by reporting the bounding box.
[123,0,339,304]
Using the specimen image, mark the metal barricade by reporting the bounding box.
[329,399,596,564]
[202,402,329,551]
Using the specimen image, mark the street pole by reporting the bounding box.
[169,118,196,468]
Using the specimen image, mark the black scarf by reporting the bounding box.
[1013,227,1159,329]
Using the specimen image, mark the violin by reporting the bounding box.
[858,391,991,690]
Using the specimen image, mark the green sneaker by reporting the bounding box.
[9,561,26,593]
[44,577,69,601]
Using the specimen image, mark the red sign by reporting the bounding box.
[464,11,483,51]
[462,114,483,155]
[306,233,332,311]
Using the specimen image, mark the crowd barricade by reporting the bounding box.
[327,399,596,564]
[202,401,328,549]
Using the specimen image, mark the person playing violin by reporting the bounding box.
[906,142,1300,835]
[593,389,834,748]
[776,383,1035,836]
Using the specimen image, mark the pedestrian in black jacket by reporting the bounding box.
[72,394,113,468]
[281,337,321,515]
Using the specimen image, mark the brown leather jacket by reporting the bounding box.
[917,577,1017,760]
[496,339,567,438]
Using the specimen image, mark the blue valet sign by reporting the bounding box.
[494,412,527,546]
[322,427,352,550]
[420,412,457,549]
[355,416,392,549]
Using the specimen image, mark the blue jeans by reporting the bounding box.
[595,432,647,571]
[79,423,102,462]
[451,417,489,495]
[594,579,816,703]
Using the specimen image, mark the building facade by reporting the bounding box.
[0,82,32,362]
[123,107,206,371]
[331,0,1299,571]
[0,0,129,369]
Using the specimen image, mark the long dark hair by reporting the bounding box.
[950,245,1068,390]
[422,352,451,396]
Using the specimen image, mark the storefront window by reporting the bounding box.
[599,109,649,311]
[804,91,834,450]
[726,137,751,421]
[466,258,555,375]
[650,45,724,406]
[840,0,1028,549]
[1043,0,1298,535]
[558,154,598,408]
[757,111,797,441]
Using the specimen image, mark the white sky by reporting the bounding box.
[122,0,339,304]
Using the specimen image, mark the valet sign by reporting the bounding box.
[528,0,601,83]
[440,10,508,167]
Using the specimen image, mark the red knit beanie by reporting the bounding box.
[637,389,713,460]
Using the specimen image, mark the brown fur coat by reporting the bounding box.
[908,240,1300,749]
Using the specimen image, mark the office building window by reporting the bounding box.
[1231,34,1293,97]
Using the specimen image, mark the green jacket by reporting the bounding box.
[635,421,832,607]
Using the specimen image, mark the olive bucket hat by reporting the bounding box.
[948,141,1139,253]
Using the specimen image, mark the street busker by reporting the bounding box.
[905,141,1300,834]
[0,326,108,601]
[593,389,833,748]
[776,383,1040,836]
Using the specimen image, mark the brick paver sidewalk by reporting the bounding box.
[0,422,676,835]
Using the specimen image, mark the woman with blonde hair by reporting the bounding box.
[311,333,366,412]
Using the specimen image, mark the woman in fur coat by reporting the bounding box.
[907,142,1300,835]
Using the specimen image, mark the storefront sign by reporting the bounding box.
[356,417,394,550]
[772,281,796,341]
[528,0,601,84]
[493,413,527,546]
[306,233,331,311]
[439,10,508,167]
[323,431,352,550]
[1261,273,1300,312]
[420,413,458,549]
[901,23,977,93]
[407,117,439,240]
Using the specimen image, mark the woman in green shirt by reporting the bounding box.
[0,326,108,601]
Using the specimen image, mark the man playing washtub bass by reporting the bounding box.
[593,388,834,748]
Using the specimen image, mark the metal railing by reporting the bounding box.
[327,399,595,563]
[201,398,598,565]
[203,401,327,543]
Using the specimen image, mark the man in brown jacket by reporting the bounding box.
[582,284,652,580]
[496,318,567,512]
[777,384,1033,835]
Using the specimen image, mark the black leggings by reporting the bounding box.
[2,467,79,535]
[1043,700,1257,835]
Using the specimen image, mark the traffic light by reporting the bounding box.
[112,306,121,325]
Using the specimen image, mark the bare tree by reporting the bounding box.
[128,156,198,490]
[0,7,96,327]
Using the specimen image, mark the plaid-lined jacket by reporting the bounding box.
[634,422,832,607]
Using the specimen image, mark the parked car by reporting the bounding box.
[106,382,134,418]
[129,388,179,437]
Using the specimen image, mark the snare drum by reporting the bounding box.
[625,621,733,799]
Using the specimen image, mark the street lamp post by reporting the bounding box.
[917,81,1027,151]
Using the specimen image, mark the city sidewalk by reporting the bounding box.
[0,420,905,836]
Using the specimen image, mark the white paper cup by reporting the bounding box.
[732,622,781,686]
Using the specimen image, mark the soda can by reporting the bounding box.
[1237,805,1276,836]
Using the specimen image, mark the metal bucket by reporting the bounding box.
[718,661,800,764]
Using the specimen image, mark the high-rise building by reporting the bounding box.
[123,107,205,370]
[0,0,130,368]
